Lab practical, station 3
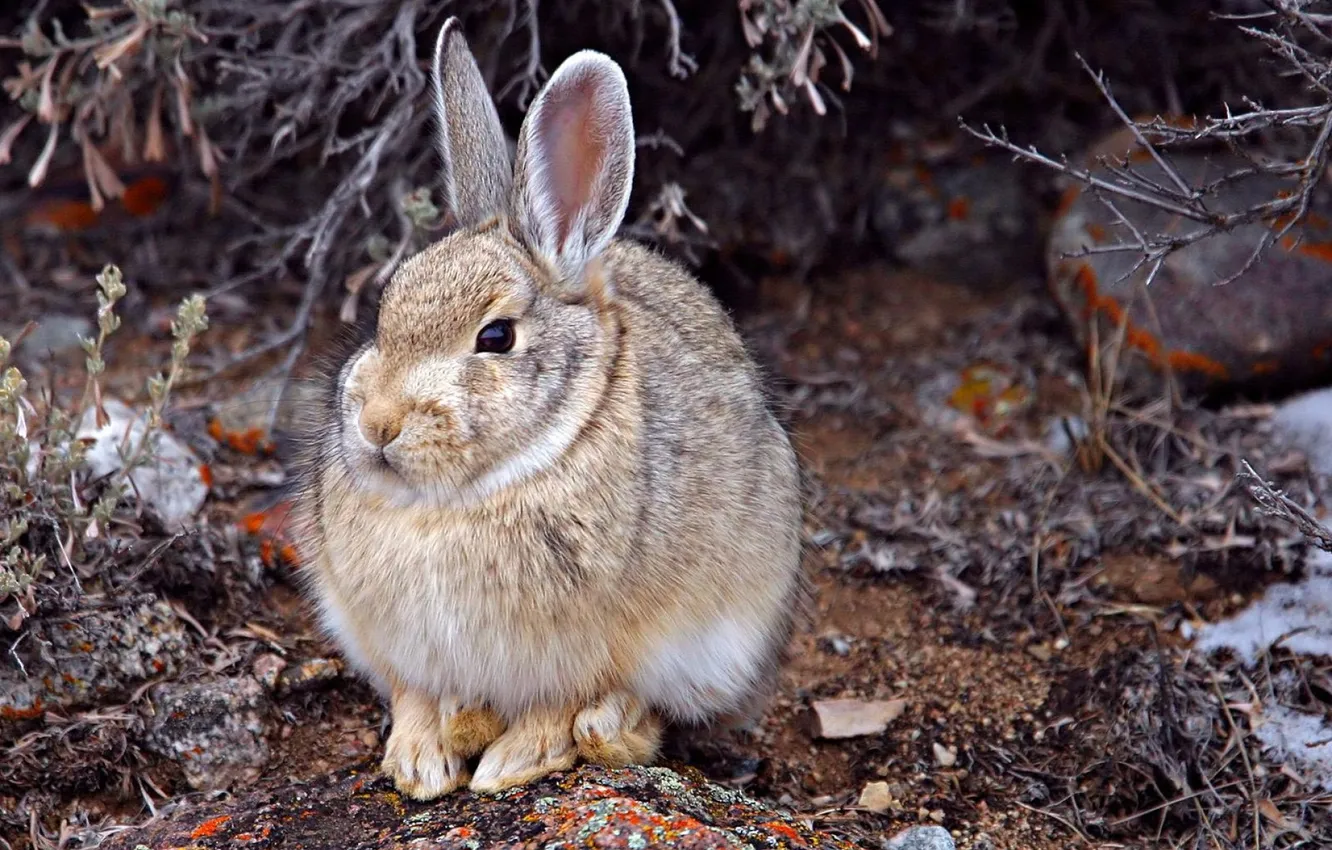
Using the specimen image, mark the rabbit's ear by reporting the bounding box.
[432,18,513,228]
[510,51,634,282]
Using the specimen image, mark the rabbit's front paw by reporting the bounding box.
[574,692,662,768]
[382,690,502,800]
[469,704,577,794]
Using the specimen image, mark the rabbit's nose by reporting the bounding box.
[360,398,405,448]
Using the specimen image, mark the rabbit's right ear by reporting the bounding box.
[431,18,512,228]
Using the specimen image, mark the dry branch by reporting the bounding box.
[962,1,1332,282]
[1237,458,1332,551]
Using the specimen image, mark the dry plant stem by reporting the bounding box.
[1100,440,1190,528]
[1237,459,1332,552]
[1029,462,1072,641]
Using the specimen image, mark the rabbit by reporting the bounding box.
[291,16,806,800]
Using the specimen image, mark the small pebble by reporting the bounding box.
[818,633,853,657]
[884,825,955,850]
[810,698,907,739]
[252,653,288,691]
[932,742,957,768]
[277,657,343,695]
[857,780,893,813]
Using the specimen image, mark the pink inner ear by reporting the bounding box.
[537,75,606,250]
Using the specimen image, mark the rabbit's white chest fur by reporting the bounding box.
[311,495,779,722]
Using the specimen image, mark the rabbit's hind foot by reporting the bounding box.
[574,691,662,768]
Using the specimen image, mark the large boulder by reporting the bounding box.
[1047,145,1332,398]
[101,764,866,850]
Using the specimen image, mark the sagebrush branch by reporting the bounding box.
[1237,460,1332,552]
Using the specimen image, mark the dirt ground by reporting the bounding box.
[3,227,1331,849]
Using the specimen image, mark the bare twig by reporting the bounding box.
[962,5,1332,288]
[1237,459,1332,552]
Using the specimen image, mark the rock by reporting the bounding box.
[77,397,209,528]
[252,653,288,690]
[858,780,894,813]
[13,313,93,362]
[100,764,860,850]
[205,376,324,457]
[810,698,907,739]
[143,676,272,792]
[874,153,1045,290]
[1048,146,1332,398]
[276,656,343,695]
[885,825,955,850]
[931,742,957,768]
[1,599,190,727]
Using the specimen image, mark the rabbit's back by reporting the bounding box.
[600,240,803,719]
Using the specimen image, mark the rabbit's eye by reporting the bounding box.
[475,319,516,354]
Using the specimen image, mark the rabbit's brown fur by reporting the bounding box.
[292,17,804,799]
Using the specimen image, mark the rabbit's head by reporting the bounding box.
[334,19,635,507]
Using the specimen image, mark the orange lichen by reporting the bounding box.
[0,699,44,720]
[1065,262,1233,379]
[190,815,230,839]
[762,821,802,841]
[259,539,275,566]
[1251,359,1280,375]
[233,827,272,843]
[241,512,267,535]
[228,428,271,455]
[20,174,173,233]
[1297,241,1332,262]
[207,419,275,456]
[278,543,301,567]
[198,463,214,488]
[120,175,170,217]
[1167,350,1229,379]
[24,199,100,232]
[1124,326,1163,361]
[1084,222,1107,242]
[946,197,970,221]
[1055,185,1082,217]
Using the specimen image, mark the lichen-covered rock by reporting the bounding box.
[0,599,190,725]
[100,764,866,850]
[143,675,273,792]
[873,154,1045,290]
[885,826,955,850]
[1048,148,1332,398]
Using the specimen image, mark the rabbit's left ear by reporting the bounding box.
[431,18,513,228]
[509,51,635,282]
